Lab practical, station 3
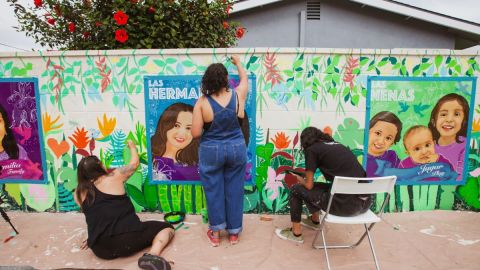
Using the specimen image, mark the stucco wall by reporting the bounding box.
[0,48,479,214]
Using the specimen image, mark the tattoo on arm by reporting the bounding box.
[117,163,136,176]
[168,230,175,240]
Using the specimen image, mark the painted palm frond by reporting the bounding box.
[107,130,127,167]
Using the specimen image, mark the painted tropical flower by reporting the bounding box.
[323,126,333,137]
[42,112,63,134]
[472,118,480,132]
[97,113,116,139]
[271,132,291,149]
[113,11,128,25]
[265,167,285,200]
[115,29,128,43]
[69,127,90,149]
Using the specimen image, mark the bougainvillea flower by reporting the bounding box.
[235,27,245,38]
[113,10,128,25]
[47,18,55,25]
[95,21,102,27]
[271,132,291,149]
[97,113,116,139]
[130,0,138,3]
[148,6,156,14]
[69,127,90,149]
[68,22,76,33]
[34,0,42,8]
[83,32,90,38]
[115,29,128,43]
[223,21,229,29]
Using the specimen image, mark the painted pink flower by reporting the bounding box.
[265,167,285,200]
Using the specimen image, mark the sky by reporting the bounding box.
[0,0,479,52]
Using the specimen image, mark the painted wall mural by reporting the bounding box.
[0,78,47,184]
[0,49,479,214]
[365,77,476,185]
[144,75,256,185]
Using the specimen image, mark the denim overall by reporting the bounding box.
[199,91,247,234]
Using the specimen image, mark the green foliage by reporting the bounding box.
[8,0,244,50]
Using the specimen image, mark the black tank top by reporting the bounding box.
[83,185,143,247]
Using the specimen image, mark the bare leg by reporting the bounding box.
[148,228,174,256]
[292,222,302,235]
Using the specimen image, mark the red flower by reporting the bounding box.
[130,0,138,3]
[95,21,102,27]
[34,0,42,8]
[148,6,155,14]
[68,22,76,33]
[113,11,128,26]
[83,32,90,38]
[223,21,229,29]
[235,27,245,38]
[115,29,128,43]
[226,4,231,16]
[47,18,55,25]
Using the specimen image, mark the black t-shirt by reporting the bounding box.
[305,141,366,182]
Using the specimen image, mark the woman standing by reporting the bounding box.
[192,55,248,246]
[74,141,174,269]
[275,127,372,243]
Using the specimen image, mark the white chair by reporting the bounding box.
[312,175,397,270]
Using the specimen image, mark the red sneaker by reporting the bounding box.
[229,234,239,245]
[207,229,220,247]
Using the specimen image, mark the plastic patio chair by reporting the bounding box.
[312,175,397,270]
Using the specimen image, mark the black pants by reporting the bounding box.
[289,183,372,223]
[91,221,173,260]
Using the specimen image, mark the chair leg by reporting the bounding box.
[320,229,332,270]
[364,224,380,270]
[351,223,376,248]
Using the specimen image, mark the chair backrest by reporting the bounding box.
[330,175,397,196]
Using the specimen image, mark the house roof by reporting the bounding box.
[232,0,480,36]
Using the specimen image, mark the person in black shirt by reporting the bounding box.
[275,127,372,243]
[74,140,174,270]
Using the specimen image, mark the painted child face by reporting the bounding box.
[0,114,5,142]
[405,129,437,164]
[368,121,398,156]
[166,111,193,151]
[435,100,465,138]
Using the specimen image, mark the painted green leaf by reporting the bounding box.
[182,60,194,67]
[4,184,22,206]
[59,167,77,191]
[457,177,480,209]
[153,59,165,67]
[143,180,159,211]
[138,56,149,66]
[166,58,177,64]
[20,179,56,212]
[434,55,443,68]
[125,183,146,207]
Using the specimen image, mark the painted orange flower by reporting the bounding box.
[69,127,90,149]
[97,113,116,139]
[271,132,291,149]
[472,118,480,132]
[42,112,64,134]
[323,126,333,137]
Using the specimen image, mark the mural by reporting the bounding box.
[144,75,256,185]
[0,50,478,214]
[0,78,47,184]
[365,77,476,185]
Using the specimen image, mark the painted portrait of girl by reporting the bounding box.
[428,93,469,180]
[151,102,200,181]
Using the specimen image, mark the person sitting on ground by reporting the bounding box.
[74,140,174,270]
[275,126,372,243]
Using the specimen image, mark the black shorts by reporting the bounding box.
[91,221,173,260]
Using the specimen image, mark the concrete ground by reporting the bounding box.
[0,210,479,270]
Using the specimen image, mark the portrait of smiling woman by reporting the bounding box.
[151,102,200,181]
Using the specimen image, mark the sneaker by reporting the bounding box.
[207,229,220,247]
[229,234,239,245]
[138,253,171,270]
[275,228,304,244]
[301,216,321,230]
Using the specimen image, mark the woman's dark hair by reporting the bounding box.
[300,126,334,151]
[201,63,229,96]
[428,93,469,144]
[369,111,403,144]
[76,155,108,209]
[151,102,199,165]
[0,103,19,159]
[240,110,250,146]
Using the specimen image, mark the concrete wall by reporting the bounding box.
[0,48,479,214]
[233,0,455,49]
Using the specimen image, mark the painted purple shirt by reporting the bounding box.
[435,136,465,180]
[366,150,400,177]
[0,144,29,161]
[152,156,199,181]
[399,154,451,169]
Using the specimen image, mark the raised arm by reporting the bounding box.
[231,55,248,100]
[191,97,204,139]
[114,140,139,182]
